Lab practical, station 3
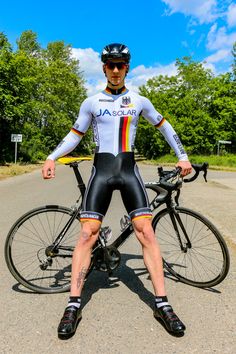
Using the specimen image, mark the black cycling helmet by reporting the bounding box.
[101,43,131,63]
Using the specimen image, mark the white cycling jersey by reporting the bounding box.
[48,87,188,161]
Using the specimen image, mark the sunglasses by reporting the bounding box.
[105,62,127,70]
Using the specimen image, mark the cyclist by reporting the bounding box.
[42,43,192,338]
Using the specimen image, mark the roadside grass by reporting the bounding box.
[0,162,43,180]
[146,154,236,171]
[1,154,236,180]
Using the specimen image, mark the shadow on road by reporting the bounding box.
[10,252,221,299]
[81,253,221,312]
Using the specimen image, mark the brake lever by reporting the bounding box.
[183,171,199,183]
[203,167,208,182]
[183,162,208,183]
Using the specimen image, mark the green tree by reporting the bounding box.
[232,42,236,80]
[0,32,17,162]
[136,54,236,158]
[0,31,90,163]
[16,30,40,56]
[39,41,88,155]
[208,72,236,152]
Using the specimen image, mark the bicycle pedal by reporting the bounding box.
[106,275,119,288]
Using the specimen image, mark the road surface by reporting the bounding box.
[0,162,235,354]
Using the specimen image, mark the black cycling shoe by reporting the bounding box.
[58,306,82,339]
[154,305,186,334]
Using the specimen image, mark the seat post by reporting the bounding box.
[70,162,86,198]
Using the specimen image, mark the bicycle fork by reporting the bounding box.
[169,209,192,252]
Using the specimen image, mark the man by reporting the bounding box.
[42,43,192,338]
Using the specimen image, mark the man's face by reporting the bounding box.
[103,59,129,87]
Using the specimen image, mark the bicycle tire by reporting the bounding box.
[5,205,81,294]
[152,207,230,288]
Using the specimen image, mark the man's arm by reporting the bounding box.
[141,96,192,176]
[42,131,83,179]
[42,98,92,179]
[157,120,192,176]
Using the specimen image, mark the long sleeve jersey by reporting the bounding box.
[48,88,188,161]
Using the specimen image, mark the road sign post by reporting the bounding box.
[217,140,232,155]
[11,134,23,163]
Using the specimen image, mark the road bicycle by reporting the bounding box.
[5,157,230,294]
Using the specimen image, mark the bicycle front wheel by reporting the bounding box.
[152,207,230,288]
[5,205,81,294]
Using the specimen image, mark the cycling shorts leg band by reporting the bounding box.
[129,207,152,221]
[80,211,104,223]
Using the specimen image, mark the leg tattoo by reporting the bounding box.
[77,267,87,289]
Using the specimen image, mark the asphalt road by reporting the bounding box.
[0,161,236,354]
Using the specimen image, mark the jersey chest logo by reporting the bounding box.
[120,96,134,108]
[122,96,131,105]
[96,108,136,117]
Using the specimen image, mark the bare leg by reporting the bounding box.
[57,220,101,338]
[70,220,101,296]
[133,218,166,296]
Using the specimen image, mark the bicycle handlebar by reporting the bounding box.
[183,162,208,183]
[62,157,208,193]
[157,162,208,190]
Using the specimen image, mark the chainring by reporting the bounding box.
[93,246,121,272]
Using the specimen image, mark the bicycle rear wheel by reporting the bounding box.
[152,207,230,288]
[5,205,81,294]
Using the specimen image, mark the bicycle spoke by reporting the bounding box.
[5,206,80,293]
[153,207,229,287]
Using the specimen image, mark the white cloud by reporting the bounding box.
[161,1,235,75]
[126,63,177,92]
[162,0,219,24]
[72,48,106,95]
[205,24,236,73]
[71,44,233,96]
[204,49,232,63]
[207,24,236,50]
[131,63,176,76]
[72,48,104,79]
[71,47,177,96]
[227,3,236,27]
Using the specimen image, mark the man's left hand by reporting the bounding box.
[176,160,192,177]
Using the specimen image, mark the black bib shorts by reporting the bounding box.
[80,152,152,223]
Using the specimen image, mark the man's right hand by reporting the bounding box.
[42,159,55,179]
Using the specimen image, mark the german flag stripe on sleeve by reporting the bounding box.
[155,117,166,128]
[80,218,102,224]
[71,128,84,137]
[132,214,152,221]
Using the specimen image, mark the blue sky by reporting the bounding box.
[1,0,236,95]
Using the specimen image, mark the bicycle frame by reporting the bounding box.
[63,161,178,252]
[6,157,229,293]
[66,161,161,236]
[146,182,193,251]
[45,161,87,254]
[52,160,208,274]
